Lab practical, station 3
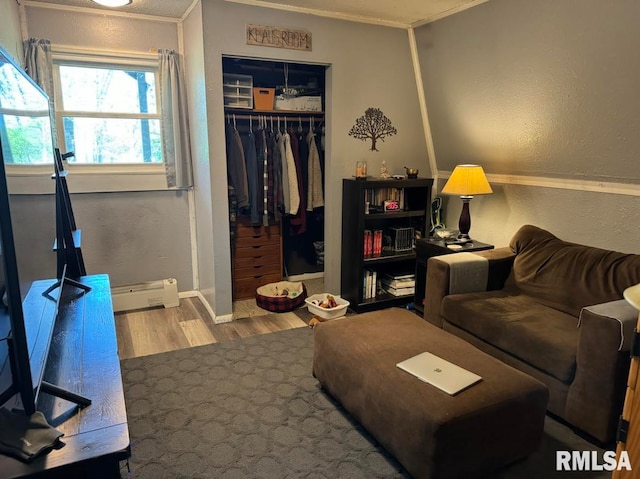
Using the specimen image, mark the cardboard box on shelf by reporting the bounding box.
[253,87,275,110]
[274,95,322,112]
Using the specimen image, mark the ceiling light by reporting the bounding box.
[91,0,132,7]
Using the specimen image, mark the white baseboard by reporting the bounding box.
[191,290,234,324]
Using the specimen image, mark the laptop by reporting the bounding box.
[396,352,482,395]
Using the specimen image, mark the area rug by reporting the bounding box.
[120,327,611,479]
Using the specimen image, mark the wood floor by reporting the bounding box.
[115,297,309,359]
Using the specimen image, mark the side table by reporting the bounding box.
[414,238,494,315]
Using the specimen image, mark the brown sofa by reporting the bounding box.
[424,224,640,444]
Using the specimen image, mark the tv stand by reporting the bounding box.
[1,274,130,478]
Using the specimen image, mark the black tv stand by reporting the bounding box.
[1,274,130,478]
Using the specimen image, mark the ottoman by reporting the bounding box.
[312,308,549,479]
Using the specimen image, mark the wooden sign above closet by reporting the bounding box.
[246,24,312,51]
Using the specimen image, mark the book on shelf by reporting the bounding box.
[373,229,382,257]
[384,272,415,281]
[364,230,373,258]
[364,229,383,258]
[381,277,415,289]
[364,188,405,212]
[383,285,415,297]
[363,268,378,300]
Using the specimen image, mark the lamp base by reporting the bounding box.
[456,234,472,244]
[457,196,473,240]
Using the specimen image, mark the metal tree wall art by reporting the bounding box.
[348,107,397,151]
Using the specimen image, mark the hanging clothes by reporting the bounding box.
[269,126,283,221]
[307,127,324,210]
[297,125,309,197]
[277,129,291,215]
[225,124,249,208]
[241,128,260,224]
[288,127,306,235]
[283,130,300,215]
[260,124,269,227]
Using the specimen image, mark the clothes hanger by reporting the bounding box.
[249,114,252,133]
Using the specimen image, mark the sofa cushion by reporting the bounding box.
[503,225,640,317]
[442,290,578,383]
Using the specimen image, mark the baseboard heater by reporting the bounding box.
[111,278,180,313]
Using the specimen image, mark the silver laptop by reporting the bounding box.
[396,352,482,395]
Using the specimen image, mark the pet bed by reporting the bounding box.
[255,281,307,312]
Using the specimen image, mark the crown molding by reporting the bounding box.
[224,0,410,29]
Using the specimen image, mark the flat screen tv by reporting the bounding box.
[0,45,57,416]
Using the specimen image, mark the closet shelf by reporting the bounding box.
[224,107,324,118]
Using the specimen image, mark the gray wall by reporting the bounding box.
[416,0,640,252]
[200,0,429,314]
[182,4,216,311]
[0,0,23,62]
[20,5,194,289]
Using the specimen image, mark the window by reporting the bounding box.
[53,60,163,165]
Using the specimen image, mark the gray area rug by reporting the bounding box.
[121,327,611,478]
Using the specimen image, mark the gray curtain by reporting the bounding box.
[158,49,193,189]
[23,38,58,148]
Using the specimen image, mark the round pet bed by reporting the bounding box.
[256,281,307,313]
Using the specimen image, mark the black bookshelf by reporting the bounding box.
[340,177,433,312]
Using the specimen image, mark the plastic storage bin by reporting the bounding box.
[223,73,253,109]
[305,293,350,319]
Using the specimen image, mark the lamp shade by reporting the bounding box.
[441,164,493,197]
[624,283,640,311]
[92,0,132,6]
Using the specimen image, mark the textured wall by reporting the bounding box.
[24,6,178,52]
[9,191,193,288]
[417,0,640,252]
[182,4,218,312]
[0,0,23,62]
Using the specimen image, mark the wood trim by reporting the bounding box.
[438,171,640,197]
[408,27,438,182]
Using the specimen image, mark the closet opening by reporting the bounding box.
[222,55,328,300]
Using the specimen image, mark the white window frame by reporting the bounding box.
[6,47,169,194]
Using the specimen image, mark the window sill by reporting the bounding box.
[6,164,169,194]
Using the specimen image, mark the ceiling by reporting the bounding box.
[23,0,489,27]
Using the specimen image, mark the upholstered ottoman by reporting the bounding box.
[312,308,549,479]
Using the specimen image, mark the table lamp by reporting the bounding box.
[440,164,493,241]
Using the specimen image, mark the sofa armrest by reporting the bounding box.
[565,300,638,443]
[423,247,515,327]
